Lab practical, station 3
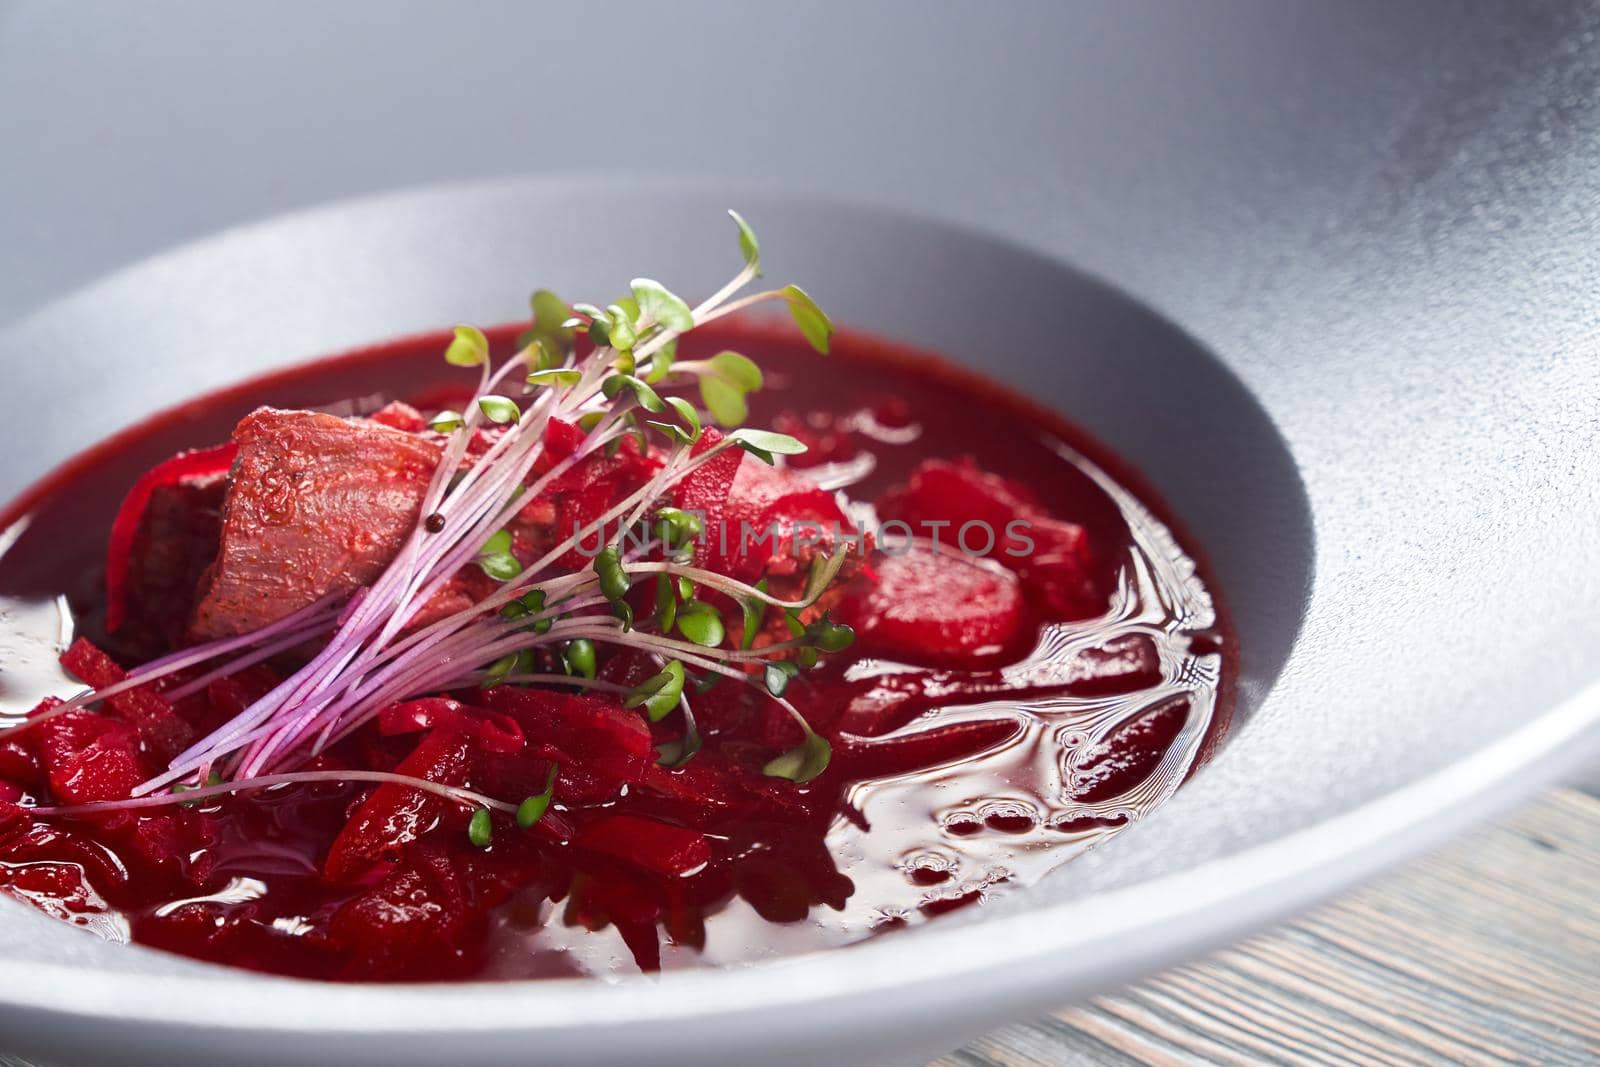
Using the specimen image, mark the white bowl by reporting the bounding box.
[0,180,1594,1067]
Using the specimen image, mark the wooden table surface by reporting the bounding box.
[936,790,1600,1067]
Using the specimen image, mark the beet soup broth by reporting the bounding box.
[0,318,1231,982]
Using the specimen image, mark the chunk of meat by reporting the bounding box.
[190,409,440,640]
[105,443,236,638]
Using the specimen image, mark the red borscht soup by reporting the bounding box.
[0,241,1230,982]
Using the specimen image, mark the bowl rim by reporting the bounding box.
[0,175,1595,1046]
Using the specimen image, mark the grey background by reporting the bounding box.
[2,0,1591,328]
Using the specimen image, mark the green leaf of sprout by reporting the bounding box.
[740,577,768,651]
[801,550,849,606]
[675,600,725,648]
[762,731,831,783]
[696,350,763,428]
[527,368,583,389]
[643,337,678,383]
[763,659,800,697]
[623,660,686,722]
[613,296,640,324]
[646,420,694,447]
[480,651,520,689]
[655,507,704,551]
[479,553,523,581]
[594,545,630,602]
[806,613,856,653]
[601,373,666,413]
[728,209,761,276]
[564,638,597,679]
[605,304,638,351]
[468,807,493,848]
[700,375,748,428]
[631,278,696,332]
[428,410,465,433]
[728,428,807,465]
[526,289,574,360]
[781,284,833,354]
[611,599,634,632]
[480,529,513,556]
[478,395,521,424]
[654,731,702,767]
[664,396,702,440]
[517,765,559,829]
[654,573,678,632]
[709,351,763,391]
[445,324,490,367]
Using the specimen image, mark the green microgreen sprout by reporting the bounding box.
[762,730,832,784]
[695,351,763,427]
[477,529,523,581]
[516,765,559,829]
[428,410,465,433]
[675,600,726,648]
[739,578,768,651]
[594,546,630,602]
[478,395,522,424]
[564,638,598,680]
[623,660,686,722]
[468,807,494,848]
[727,427,807,466]
[654,573,679,632]
[781,285,833,354]
[631,278,696,332]
[517,289,574,359]
[445,324,490,367]
[728,209,761,276]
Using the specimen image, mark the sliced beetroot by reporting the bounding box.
[877,457,1103,619]
[190,408,441,641]
[480,689,654,764]
[105,442,238,635]
[330,843,474,979]
[666,428,743,567]
[35,708,147,805]
[1069,696,1190,803]
[324,716,475,881]
[574,814,712,879]
[837,546,1024,665]
[835,718,1023,779]
[543,438,662,570]
[0,734,46,794]
[541,416,584,462]
[833,633,1162,736]
[708,459,852,582]
[60,638,194,761]
[376,697,466,737]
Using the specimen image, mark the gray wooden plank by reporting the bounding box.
[937,790,1600,1067]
